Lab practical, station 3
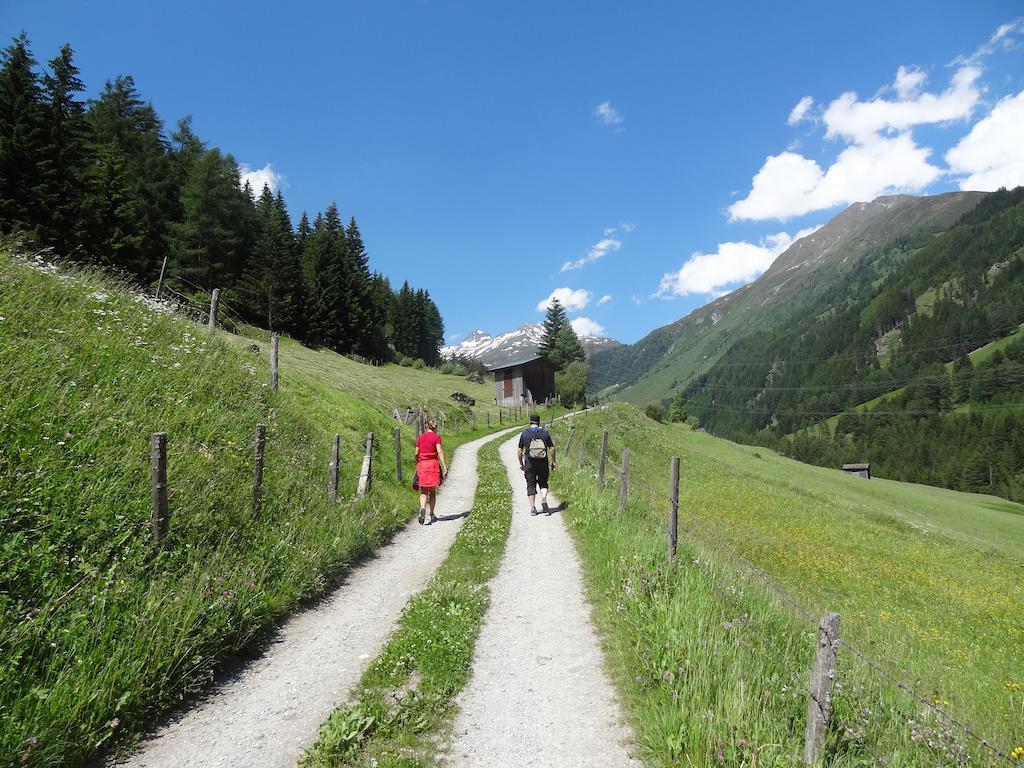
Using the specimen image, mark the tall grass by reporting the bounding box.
[548,406,1023,767]
[0,252,503,766]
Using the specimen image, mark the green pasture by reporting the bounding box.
[0,252,515,766]
[549,405,1024,766]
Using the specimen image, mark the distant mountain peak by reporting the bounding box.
[442,322,620,367]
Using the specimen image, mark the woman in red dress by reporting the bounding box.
[416,419,447,524]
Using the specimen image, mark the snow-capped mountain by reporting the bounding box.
[441,324,620,367]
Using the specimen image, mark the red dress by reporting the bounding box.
[416,432,443,489]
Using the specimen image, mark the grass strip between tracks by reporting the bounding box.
[301,439,511,768]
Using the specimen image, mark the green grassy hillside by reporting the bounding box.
[0,251,517,766]
[549,405,1023,766]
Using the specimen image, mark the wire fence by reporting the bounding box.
[551,413,1020,768]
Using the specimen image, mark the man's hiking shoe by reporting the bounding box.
[541,500,549,513]
[530,507,539,516]
[429,513,438,525]
[418,507,426,524]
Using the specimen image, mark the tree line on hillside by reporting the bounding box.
[671,187,1024,501]
[0,34,444,364]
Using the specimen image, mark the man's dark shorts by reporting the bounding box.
[524,461,549,496]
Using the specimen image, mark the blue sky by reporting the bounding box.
[5,1,1024,344]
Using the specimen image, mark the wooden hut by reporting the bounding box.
[841,462,871,479]
[488,355,556,408]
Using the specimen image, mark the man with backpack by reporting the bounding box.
[517,413,556,515]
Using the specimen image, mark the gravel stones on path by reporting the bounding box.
[446,435,638,768]
[112,429,512,768]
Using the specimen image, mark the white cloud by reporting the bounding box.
[561,225,629,271]
[239,163,285,195]
[571,317,605,337]
[594,101,623,126]
[536,287,592,313]
[619,221,636,232]
[957,17,1024,65]
[729,134,941,221]
[598,294,612,305]
[822,65,980,142]
[787,96,814,126]
[656,226,820,298]
[946,90,1024,191]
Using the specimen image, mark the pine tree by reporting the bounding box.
[550,324,585,369]
[168,148,247,290]
[392,280,419,359]
[302,211,343,348]
[80,137,144,264]
[238,185,300,331]
[0,33,49,238]
[344,216,374,356]
[539,298,568,359]
[668,390,688,423]
[86,76,175,278]
[41,43,89,255]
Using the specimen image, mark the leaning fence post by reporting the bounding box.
[252,423,266,517]
[598,429,609,486]
[804,612,841,765]
[393,427,403,483]
[208,288,220,330]
[150,432,169,550]
[565,427,574,456]
[328,434,340,504]
[619,448,630,513]
[668,456,680,565]
[155,254,168,300]
[357,431,374,497]
[270,333,280,391]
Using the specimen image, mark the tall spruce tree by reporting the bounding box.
[238,185,301,332]
[302,211,344,348]
[86,76,175,278]
[539,298,568,359]
[41,43,88,254]
[80,136,144,264]
[0,33,49,239]
[168,147,248,290]
[538,297,583,369]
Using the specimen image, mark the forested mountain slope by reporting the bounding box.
[684,187,1024,501]
[590,191,985,403]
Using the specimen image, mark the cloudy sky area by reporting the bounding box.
[9,2,1024,343]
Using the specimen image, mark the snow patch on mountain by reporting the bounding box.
[441,323,619,367]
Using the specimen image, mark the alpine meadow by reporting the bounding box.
[3,6,1024,768]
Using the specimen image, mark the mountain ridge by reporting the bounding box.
[590,191,988,403]
[442,323,619,367]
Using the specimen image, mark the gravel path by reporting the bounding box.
[112,428,514,768]
[446,434,638,768]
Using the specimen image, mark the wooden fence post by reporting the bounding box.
[328,434,340,504]
[668,456,680,565]
[619,448,630,513]
[357,431,374,497]
[150,432,169,550]
[598,429,609,486]
[499,409,503,424]
[208,288,220,329]
[270,333,280,391]
[577,440,584,468]
[252,423,266,517]
[394,427,403,483]
[487,412,491,428]
[565,427,574,457]
[155,254,168,300]
[804,612,841,765]
[472,411,477,430]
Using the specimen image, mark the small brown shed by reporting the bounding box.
[488,355,556,408]
[842,462,871,479]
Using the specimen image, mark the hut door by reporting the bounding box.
[503,376,513,398]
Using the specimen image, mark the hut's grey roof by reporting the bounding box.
[842,463,870,471]
[485,354,545,372]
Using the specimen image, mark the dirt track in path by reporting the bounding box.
[445,434,638,768]
[112,429,513,768]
